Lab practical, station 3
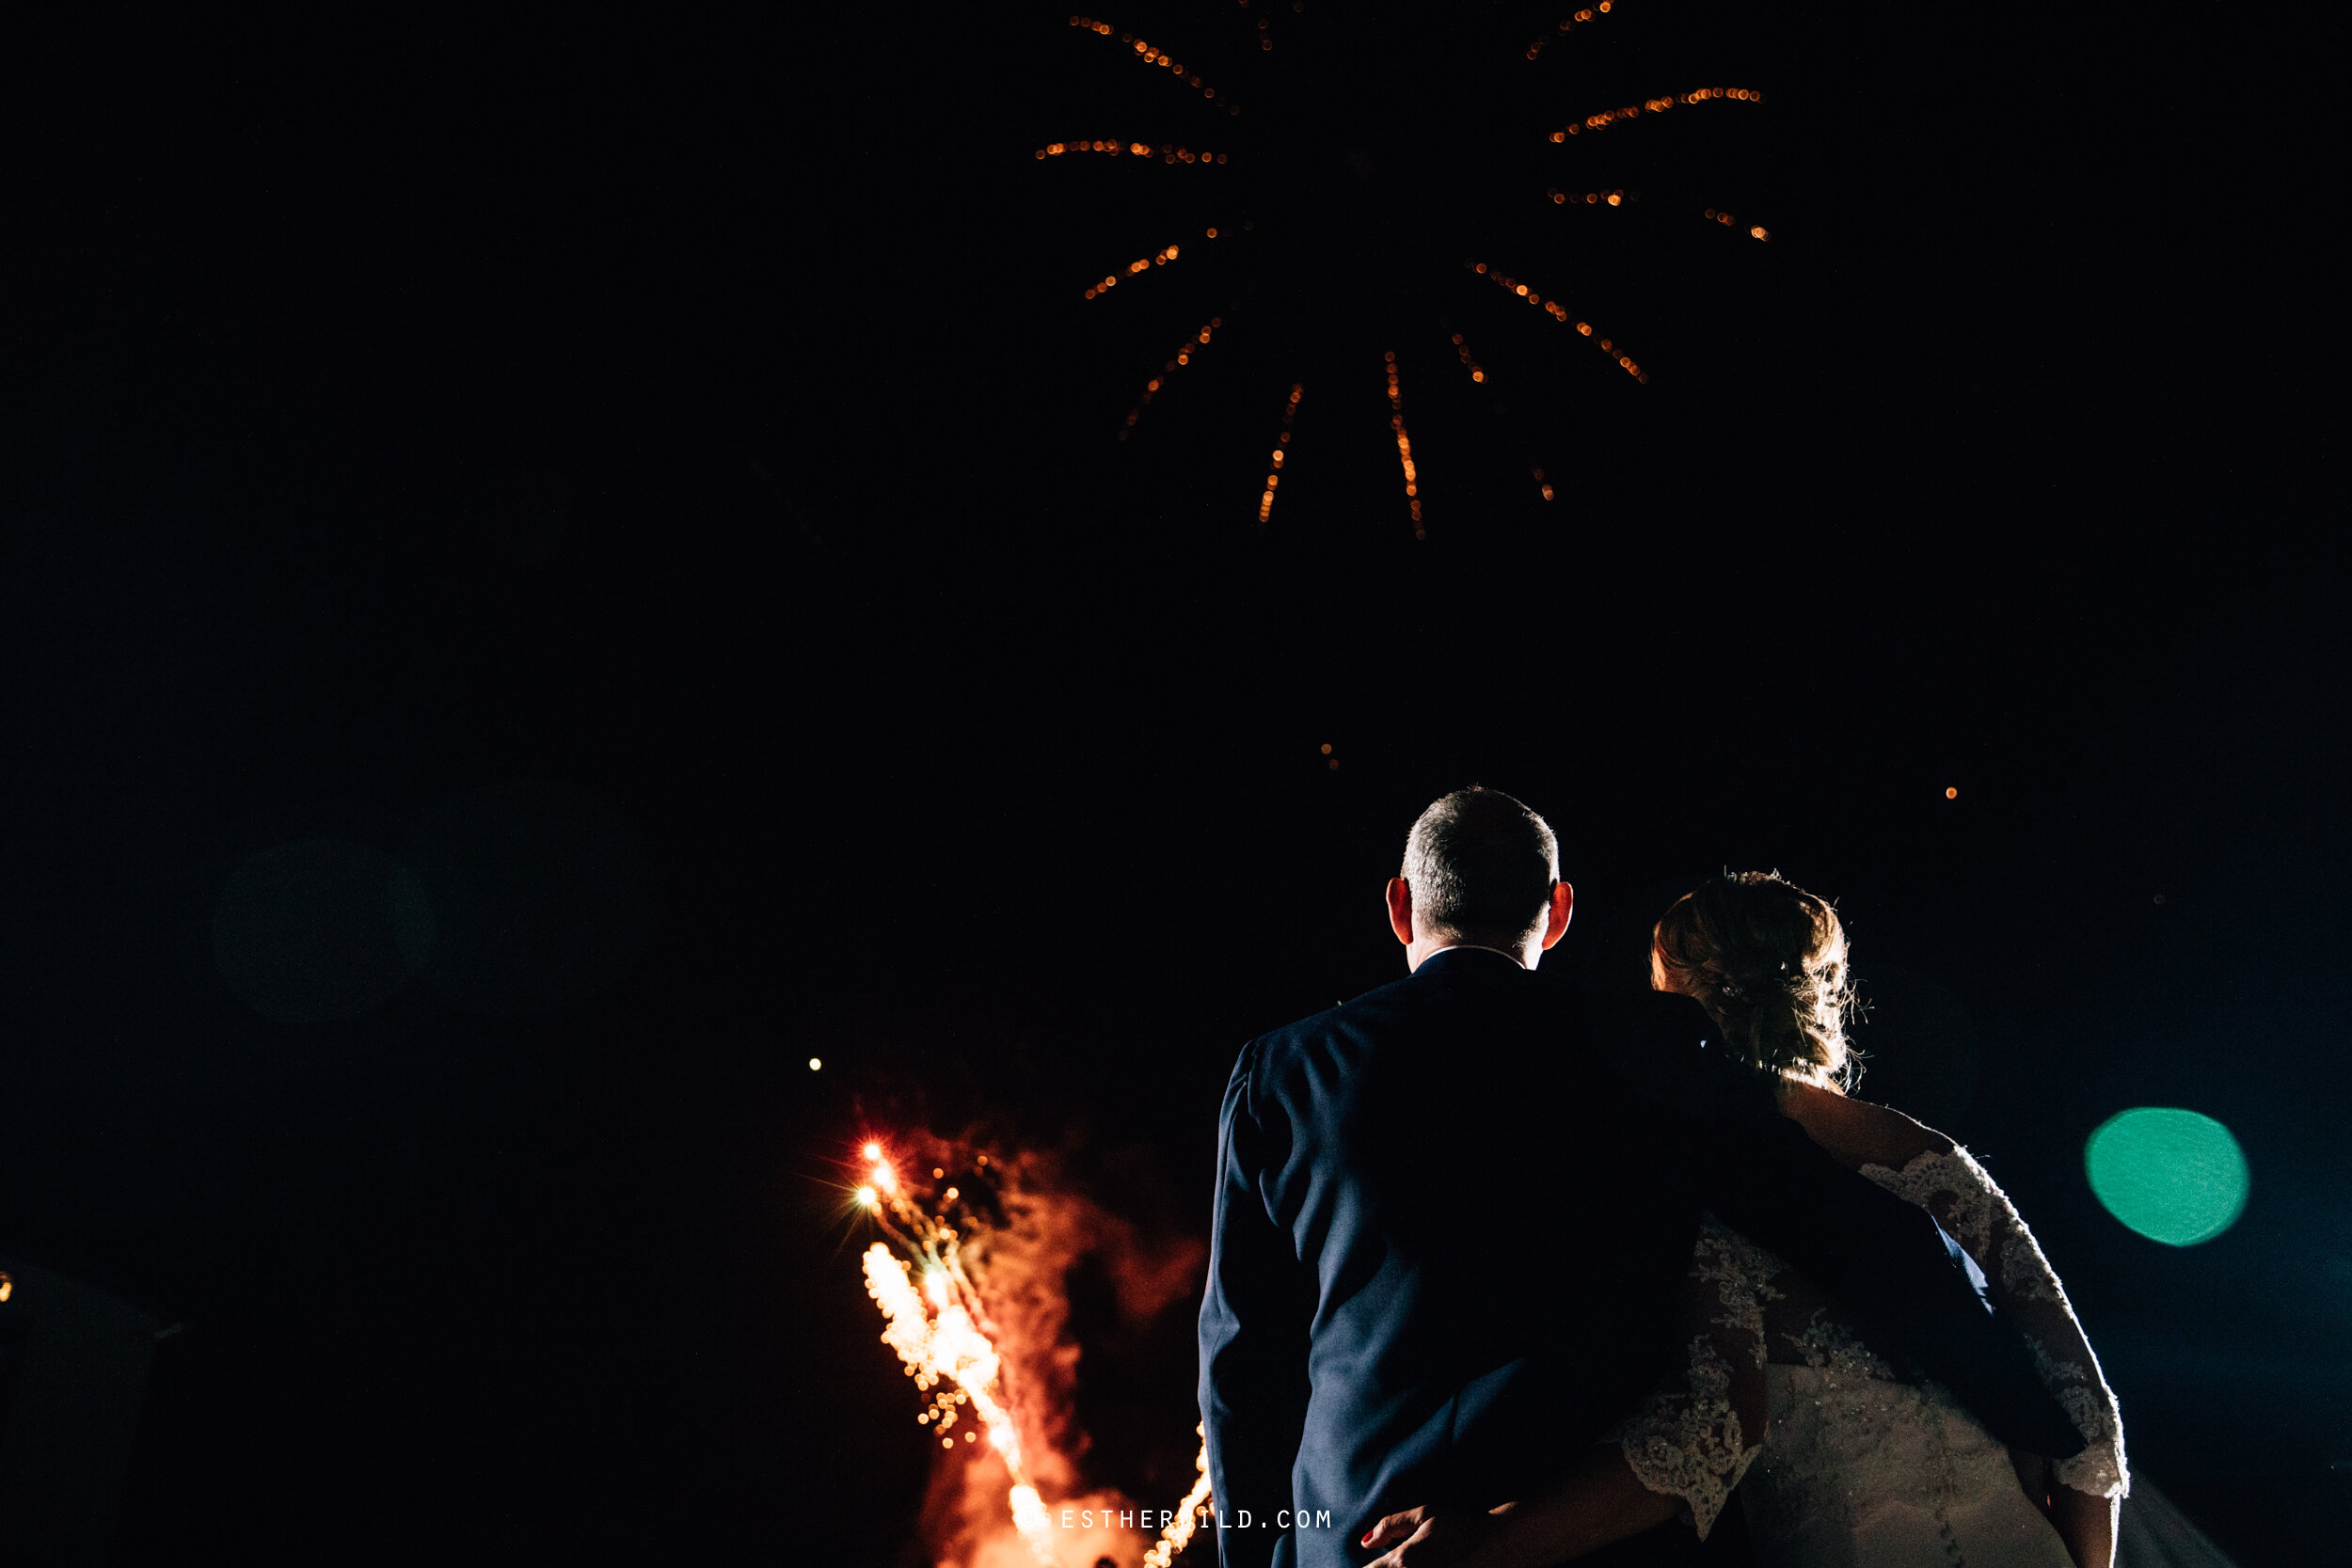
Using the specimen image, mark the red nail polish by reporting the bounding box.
[1360,1531,1375,1546]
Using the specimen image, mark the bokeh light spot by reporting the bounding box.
[2085,1107,2249,1245]
[403,782,659,1015]
[212,840,423,1023]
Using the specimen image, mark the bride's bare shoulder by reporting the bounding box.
[1777,1080,1957,1172]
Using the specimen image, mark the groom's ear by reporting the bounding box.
[1386,878,1416,945]
[1538,880,1575,950]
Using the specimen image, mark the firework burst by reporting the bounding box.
[1035,0,1785,535]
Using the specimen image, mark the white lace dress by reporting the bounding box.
[1613,1147,2128,1567]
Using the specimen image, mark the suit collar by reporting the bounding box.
[1413,943,1529,976]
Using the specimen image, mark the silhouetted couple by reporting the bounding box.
[1200,788,2125,1568]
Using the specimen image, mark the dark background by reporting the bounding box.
[0,4,2341,1563]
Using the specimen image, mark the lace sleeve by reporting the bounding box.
[1613,1217,1777,1539]
[1859,1147,2129,1498]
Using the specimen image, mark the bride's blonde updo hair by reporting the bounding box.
[1653,872,1856,1086]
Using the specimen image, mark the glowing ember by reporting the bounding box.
[1142,1432,1215,1568]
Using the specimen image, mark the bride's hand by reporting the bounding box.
[1359,1502,1512,1568]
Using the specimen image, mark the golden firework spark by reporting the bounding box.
[1449,332,1487,386]
[1036,139,1229,165]
[1551,86,1765,138]
[1382,351,1424,539]
[1070,15,1241,112]
[1082,243,1185,301]
[1144,1432,1215,1568]
[1703,206,1770,241]
[1525,1,1614,61]
[1123,316,1228,438]
[1257,382,1304,527]
[1467,261,1646,383]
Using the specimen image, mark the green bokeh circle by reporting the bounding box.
[2084,1107,2249,1246]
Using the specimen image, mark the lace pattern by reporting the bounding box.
[1999,1227,2065,1304]
[1612,1220,1775,1539]
[1692,1217,1784,1366]
[1859,1146,1999,1257]
[1613,1335,1761,1540]
[1782,1307,1899,1382]
[2030,1337,2131,1498]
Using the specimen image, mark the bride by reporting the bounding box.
[1364,873,2128,1568]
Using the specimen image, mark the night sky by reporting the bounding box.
[0,6,2340,1564]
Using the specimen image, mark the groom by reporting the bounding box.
[1199,787,2080,1568]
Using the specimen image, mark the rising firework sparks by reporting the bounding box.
[853,1141,1213,1567]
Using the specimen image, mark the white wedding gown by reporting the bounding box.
[1613,1146,2129,1567]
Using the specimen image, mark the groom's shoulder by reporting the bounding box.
[1239,971,1423,1069]
[1251,977,1399,1045]
[1247,960,1583,1066]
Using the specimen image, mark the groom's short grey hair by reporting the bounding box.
[1401,786,1560,946]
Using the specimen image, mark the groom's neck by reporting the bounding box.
[1406,937,1534,973]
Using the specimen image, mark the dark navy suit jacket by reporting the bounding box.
[1198,947,2079,1568]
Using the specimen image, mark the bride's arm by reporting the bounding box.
[1780,1093,2126,1473]
[1817,1118,2126,1566]
[1851,1142,2128,1496]
[1779,1085,2126,1567]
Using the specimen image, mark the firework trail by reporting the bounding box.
[852,1140,1211,1567]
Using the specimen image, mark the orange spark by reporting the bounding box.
[1121,316,1227,438]
[1037,139,1229,164]
[1070,16,1241,114]
[1257,383,1305,525]
[1382,352,1424,538]
[1552,85,1763,136]
[1467,260,1648,383]
[1702,207,1768,241]
[1450,331,1488,385]
[1084,243,1186,300]
[1524,1,1613,61]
